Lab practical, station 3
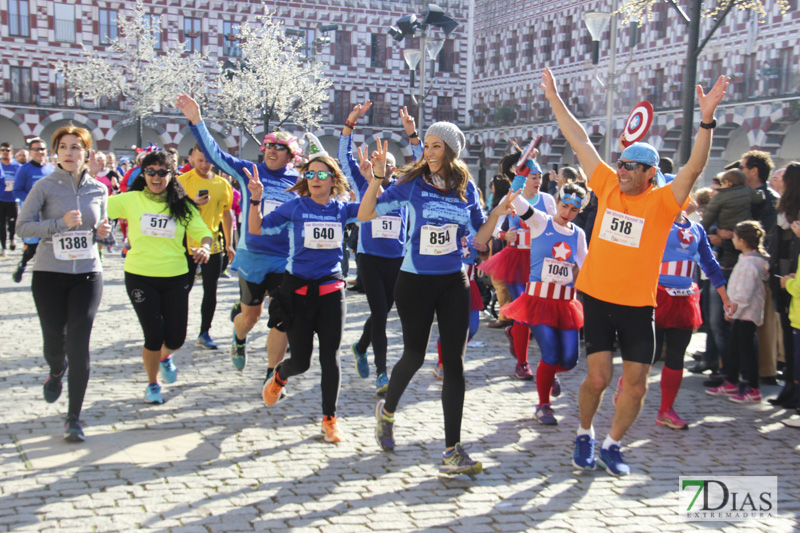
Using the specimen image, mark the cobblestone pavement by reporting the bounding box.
[1,244,798,532]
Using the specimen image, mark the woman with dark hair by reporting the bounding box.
[770,162,800,408]
[16,125,111,442]
[358,123,518,475]
[251,150,360,444]
[500,182,589,426]
[107,150,212,405]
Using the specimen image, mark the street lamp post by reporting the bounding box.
[389,3,458,134]
[584,0,639,162]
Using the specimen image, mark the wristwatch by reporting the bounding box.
[699,119,717,130]
[409,131,419,139]
[249,199,261,206]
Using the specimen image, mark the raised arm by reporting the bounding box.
[357,140,387,222]
[541,67,602,178]
[670,76,730,206]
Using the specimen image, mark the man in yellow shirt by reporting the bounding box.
[541,67,729,477]
[178,144,235,349]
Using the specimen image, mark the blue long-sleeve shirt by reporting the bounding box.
[337,134,422,259]
[659,218,726,290]
[188,120,299,282]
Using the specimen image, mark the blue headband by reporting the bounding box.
[560,192,584,209]
[619,142,666,187]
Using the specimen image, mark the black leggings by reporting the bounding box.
[726,319,759,388]
[277,287,345,417]
[20,241,38,268]
[655,327,694,371]
[0,200,17,248]
[355,253,402,374]
[125,272,190,351]
[186,251,223,334]
[31,270,103,419]
[385,270,470,448]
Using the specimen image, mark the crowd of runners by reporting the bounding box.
[8,67,800,477]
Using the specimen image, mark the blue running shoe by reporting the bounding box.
[551,375,562,398]
[375,399,395,451]
[63,415,85,443]
[597,444,630,476]
[376,372,389,396]
[440,443,483,475]
[231,328,246,371]
[352,343,369,378]
[144,383,164,404]
[197,331,218,350]
[572,435,596,471]
[43,361,67,403]
[160,358,177,383]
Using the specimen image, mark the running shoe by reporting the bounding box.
[231,329,246,371]
[656,408,688,430]
[514,361,533,380]
[321,416,344,443]
[262,372,286,406]
[572,435,596,471]
[220,269,231,279]
[504,325,516,358]
[705,380,740,397]
[376,372,389,396]
[729,387,762,404]
[12,262,24,283]
[439,443,483,475]
[0,249,5,257]
[8,242,15,251]
[597,444,630,476]
[551,375,562,398]
[43,362,67,403]
[352,343,369,378]
[612,375,623,407]
[533,404,557,426]
[433,362,444,380]
[375,399,395,451]
[63,415,85,443]
[159,357,177,384]
[144,383,163,404]
[196,331,218,350]
[262,369,287,403]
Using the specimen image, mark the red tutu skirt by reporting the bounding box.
[479,247,530,286]
[655,285,702,330]
[500,293,584,330]
[470,278,484,311]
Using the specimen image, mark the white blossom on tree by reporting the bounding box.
[55,0,207,146]
[618,0,791,25]
[208,7,332,140]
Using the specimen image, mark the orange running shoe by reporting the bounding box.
[322,416,344,443]
[262,371,286,406]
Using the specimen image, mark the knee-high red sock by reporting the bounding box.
[536,361,557,406]
[437,339,442,366]
[660,367,683,413]
[512,322,529,364]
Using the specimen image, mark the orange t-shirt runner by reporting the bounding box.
[576,162,687,308]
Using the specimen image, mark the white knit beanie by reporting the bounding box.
[425,122,466,157]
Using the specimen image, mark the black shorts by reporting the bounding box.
[582,293,656,365]
[238,272,284,306]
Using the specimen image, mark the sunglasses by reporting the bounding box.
[264,143,289,152]
[31,147,46,152]
[0,149,10,153]
[143,168,172,178]
[616,160,651,171]
[304,170,331,180]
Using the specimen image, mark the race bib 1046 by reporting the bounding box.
[420,224,458,255]
[52,230,93,260]
[304,221,342,249]
[371,216,401,239]
[141,213,177,239]
[597,208,644,248]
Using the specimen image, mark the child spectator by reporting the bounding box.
[706,220,769,403]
